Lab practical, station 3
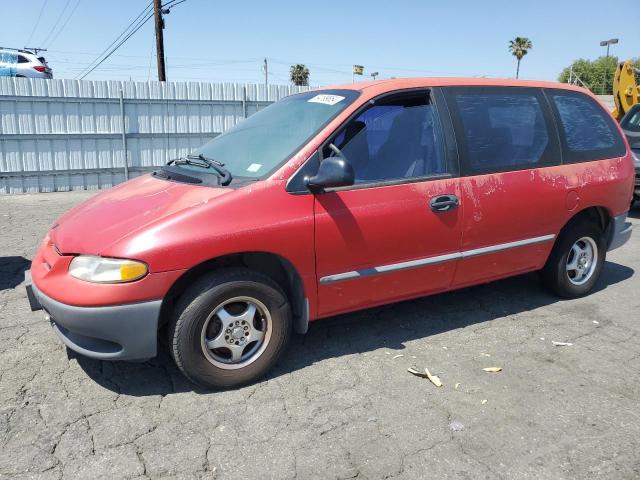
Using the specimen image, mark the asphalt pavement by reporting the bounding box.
[1,191,639,479]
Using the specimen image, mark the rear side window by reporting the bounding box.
[547,89,626,162]
[17,55,29,63]
[444,87,558,174]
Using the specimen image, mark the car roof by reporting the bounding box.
[0,49,38,59]
[320,77,591,97]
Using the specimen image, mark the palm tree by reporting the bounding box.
[290,64,310,86]
[508,37,533,79]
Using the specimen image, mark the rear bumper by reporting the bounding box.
[607,213,633,251]
[25,270,161,361]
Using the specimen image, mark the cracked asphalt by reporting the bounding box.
[1,191,639,480]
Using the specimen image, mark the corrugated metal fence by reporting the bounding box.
[0,78,311,194]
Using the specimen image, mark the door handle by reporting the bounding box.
[429,194,459,212]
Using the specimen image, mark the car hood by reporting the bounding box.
[50,175,230,255]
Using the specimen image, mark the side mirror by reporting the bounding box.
[306,156,355,193]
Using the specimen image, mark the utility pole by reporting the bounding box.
[153,0,167,81]
[263,58,268,95]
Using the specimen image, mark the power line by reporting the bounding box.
[47,0,82,47]
[75,2,154,79]
[40,0,72,46]
[50,49,262,64]
[25,0,50,46]
[77,12,154,79]
[162,0,187,9]
[75,0,186,81]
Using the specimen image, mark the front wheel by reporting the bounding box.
[168,268,292,389]
[541,220,606,298]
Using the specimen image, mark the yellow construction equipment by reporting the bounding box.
[612,60,640,120]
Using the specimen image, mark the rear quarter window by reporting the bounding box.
[547,89,626,163]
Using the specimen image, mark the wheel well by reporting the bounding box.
[565,206,611,233]
[159,252,308,334]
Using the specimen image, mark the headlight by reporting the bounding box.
[69,256,148,283]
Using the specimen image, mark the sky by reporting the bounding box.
[1,0,638,85]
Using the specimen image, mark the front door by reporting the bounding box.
[313,90,463,317]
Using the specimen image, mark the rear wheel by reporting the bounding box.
[168,268,292,389]
[541,220,606,298]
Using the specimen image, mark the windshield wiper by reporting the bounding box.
[167,154,232,186]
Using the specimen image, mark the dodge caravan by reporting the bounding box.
[25,78,634,388]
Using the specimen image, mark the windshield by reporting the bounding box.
[182,89,359,179]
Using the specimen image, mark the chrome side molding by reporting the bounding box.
[319,234,556,285]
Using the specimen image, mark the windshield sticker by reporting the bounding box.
[307,94,345,106]
[247,163,262,173]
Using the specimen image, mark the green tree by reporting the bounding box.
[290,64,310,86]
[508,37,533,79]
[558,56,640,95]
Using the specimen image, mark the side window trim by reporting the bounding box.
[540,88,566,165]
[286,88,459,194]
[323,172,454,193]
[443,86,561,176]
[323,88,455,190]
[431,87,462,179]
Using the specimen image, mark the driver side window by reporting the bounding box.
[325,92,447,183]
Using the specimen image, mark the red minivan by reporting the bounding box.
[25,78,634,388]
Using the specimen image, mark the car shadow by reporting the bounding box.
[0,256,31,291]
[73,260,634,396]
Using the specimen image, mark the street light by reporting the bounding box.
[599,38,619,58]
[370,71,379,80]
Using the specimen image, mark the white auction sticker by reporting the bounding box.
[307,94,345,106]
[247,163,262,173]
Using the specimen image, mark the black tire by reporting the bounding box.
[168,268,292,389]
[541,219,606,298]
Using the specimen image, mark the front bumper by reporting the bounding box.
[607,213,633,251]
[25,270,162,361]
